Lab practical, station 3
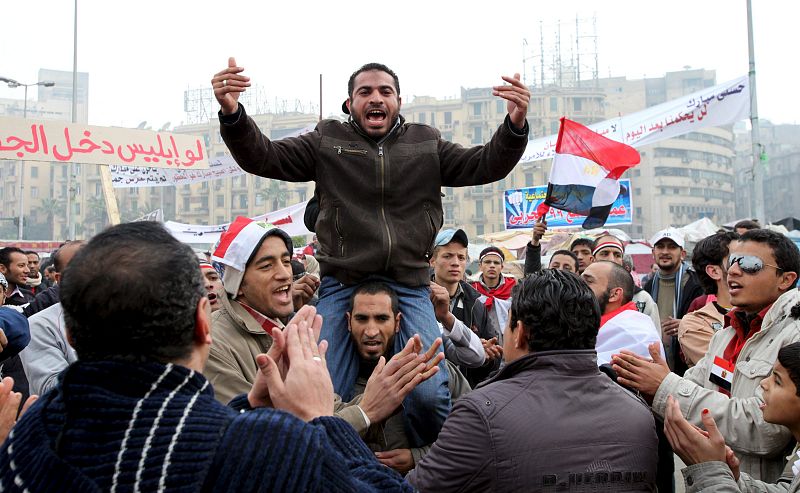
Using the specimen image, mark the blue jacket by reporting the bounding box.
[0,307,30,363]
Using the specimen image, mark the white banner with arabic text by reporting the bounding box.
[519,76,749,162]
[165,201,310,244]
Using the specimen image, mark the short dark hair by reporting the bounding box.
[510,269,600,352]
[24,251,39,259]
[347,63,400,99]
[349,281,399,317]
[53,240,86,273]
[603,261,635,304]
[692,232,739,295]
[734,219,760,231]
[548,250,579,269]
[778,342,800,397]
[739,229,800,289]
[570,238,594,251]
[0,247,25,269]
[60,222,205,363]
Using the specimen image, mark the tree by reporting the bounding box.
[38,198,64,240]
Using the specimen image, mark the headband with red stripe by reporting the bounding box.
[592,241,624,257]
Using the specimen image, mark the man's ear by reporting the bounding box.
[397,95,402,111]
[778,271,798,292]
[706,264,723,281]
[346,312,352,332]
[514,320,528,350]
[395,312,402,334]
[345,98,352,113]
[194,297,212,346]
[608,286,623,304]
[681,250,687,261]
[0,265,7,275]
[54,272,62,284]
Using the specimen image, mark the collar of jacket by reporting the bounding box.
[347,114,404,144]
[476,349,600,389]
[218,293,278,336]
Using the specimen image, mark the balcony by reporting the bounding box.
[470,214,489,223]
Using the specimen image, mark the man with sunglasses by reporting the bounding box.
[612,228,800,482]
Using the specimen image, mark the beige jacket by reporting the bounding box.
[682,445,799,492]
[679,301,726,366]
[334,360,470,466]
[653,288,800,482]
[204,294,275,404]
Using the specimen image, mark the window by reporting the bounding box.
[30,186,38,199]
[430,113,436,127]
[239,194,248,209]
[444,205,454,223]
[473,103,482,116]
[496,100,505,114]
[475,200,484,218]
[216,195,224,207]
[418,112,426,124]
[573,98,582,111]
[525,172,534,187]
[30,166,38,178]
[95,183,102,195]
[200,196,208,208]
[62,167,68,178]
[476,224,484,236]
[444,112,452,125]
[550,97,558,112]
[472,126,482,144]
[550,121,559,134]
[217,216,225,224]
[634,188,641,196]
[183,197,190,209]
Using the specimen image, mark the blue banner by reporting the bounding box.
[504,179,633,229]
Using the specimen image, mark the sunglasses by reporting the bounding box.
[728,254,782,275]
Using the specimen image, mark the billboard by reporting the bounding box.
[504,179,633,229]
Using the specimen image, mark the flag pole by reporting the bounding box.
[747,0,765,224]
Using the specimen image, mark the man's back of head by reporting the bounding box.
[692,232,739,296]
[509,269,600,356]
[61,222,204,364]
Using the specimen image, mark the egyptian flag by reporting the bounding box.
[709,356,735,394]
[536,118,640,229]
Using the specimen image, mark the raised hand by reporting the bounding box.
[531,220,547,246]
[359,336,444,424]
[211,57,251,115]
[493,73,530,129]
[664,395,728,467]
[247,306,331,421]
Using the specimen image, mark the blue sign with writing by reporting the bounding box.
[504,179,633,229]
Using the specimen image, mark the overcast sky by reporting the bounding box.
[2,0,797,129]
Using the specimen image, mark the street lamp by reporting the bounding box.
[1,77,56,240]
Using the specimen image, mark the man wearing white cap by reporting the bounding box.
[643,227,703,375]
[205,217,301,404]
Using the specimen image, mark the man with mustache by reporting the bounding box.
[212,59,530,445]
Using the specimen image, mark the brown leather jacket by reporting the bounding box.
[220,105,528,286]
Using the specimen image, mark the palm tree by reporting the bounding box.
[85,196,108,236]
[38,198,64,240]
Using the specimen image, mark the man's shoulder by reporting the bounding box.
[28,302,63,326]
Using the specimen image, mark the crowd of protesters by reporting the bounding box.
[0,60,793,492]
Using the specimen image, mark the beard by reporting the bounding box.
[599,289,612,314]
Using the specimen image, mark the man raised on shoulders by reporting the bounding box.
[213,59,530,444]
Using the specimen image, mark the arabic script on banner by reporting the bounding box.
[518,76,749,163]
[0,117,208,169]
[111,156,243,188]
